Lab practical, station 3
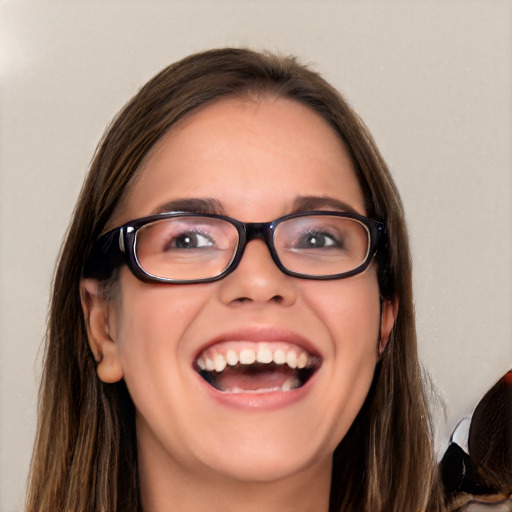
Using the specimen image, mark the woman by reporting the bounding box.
[26,48,444,511]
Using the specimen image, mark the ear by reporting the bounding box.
[80,278,124,383]
[379,296,398,356]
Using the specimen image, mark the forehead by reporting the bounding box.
[112,96,365,225]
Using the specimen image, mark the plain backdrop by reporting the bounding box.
[1,1,511,510]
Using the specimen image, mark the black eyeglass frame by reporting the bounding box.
[83,210,385,284]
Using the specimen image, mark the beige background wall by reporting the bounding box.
[1,1,511,510]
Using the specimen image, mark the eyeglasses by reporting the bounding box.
[83,210,385,284]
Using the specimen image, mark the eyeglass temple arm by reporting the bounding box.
[83,229,125,280]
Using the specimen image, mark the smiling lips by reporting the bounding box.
[195,341,322,394]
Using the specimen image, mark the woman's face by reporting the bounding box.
[84,97,395,485]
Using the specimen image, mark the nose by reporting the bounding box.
[217,239,298,307]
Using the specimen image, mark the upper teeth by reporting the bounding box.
[196,343,313,373]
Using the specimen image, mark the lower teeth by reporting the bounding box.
[218,376,300,394]
[199,369,304,393]
[198,362,318,393]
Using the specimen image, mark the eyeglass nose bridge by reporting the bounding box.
[229,220,284,275]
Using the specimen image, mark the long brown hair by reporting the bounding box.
[26,48,444,512]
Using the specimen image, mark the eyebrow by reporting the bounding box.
[150,195,359,217]
[291,196,359,214]
[150,198,226,215]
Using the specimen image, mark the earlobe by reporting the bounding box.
[378,297,398,356]
[80,278,124,383]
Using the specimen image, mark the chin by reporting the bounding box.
[202,445,332,484]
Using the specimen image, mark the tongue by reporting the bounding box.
[215,365,298,392]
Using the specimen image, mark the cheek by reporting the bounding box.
[112,273,212,383]
[302,273,381,440]
[303,271,382,348]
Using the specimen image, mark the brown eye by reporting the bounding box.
[295,230,342,249]
[169,231,214,250]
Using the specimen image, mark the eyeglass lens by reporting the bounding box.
[134,215,371,281]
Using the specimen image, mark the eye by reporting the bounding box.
[170,231,214,249]
[295,230,343,249]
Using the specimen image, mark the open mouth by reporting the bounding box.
[194,342,322,394]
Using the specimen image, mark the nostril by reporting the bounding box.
[229,294,284,306]
[232,292,282,300]
[232,296,253,305]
